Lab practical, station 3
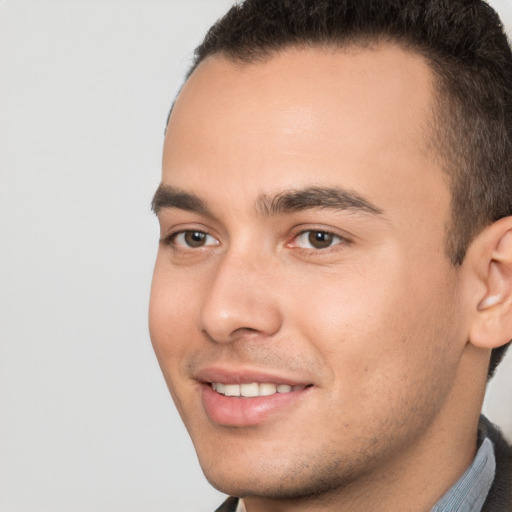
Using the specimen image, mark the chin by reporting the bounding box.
[196,445,369,501]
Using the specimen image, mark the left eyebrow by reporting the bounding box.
[256,186,384,217]
[151,184,212,216]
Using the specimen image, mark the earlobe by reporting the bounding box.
[469,219,512,349]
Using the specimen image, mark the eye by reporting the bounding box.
[171,230,219,248]
[292,230,344,250]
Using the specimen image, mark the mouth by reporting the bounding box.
[210,382,308,397]
[196,370,314,427]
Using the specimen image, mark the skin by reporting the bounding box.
[149,45,499,511]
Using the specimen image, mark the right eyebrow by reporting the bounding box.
[256,186,384,217]
[151,184,211,217]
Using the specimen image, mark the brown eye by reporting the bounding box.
[184,231,208,247]
[308,231,334,249]
[293,230,343,250]
[169,230,219,249]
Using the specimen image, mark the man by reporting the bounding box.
[149,0,512,510]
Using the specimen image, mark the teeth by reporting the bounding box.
[224,384,241,397]
[259,383,277,396]
[211,382,306,397]
[240,383,259,397]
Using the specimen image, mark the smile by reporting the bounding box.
[211,382,307,397]
[200,378,313,426]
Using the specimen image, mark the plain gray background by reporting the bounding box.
[1,1,511,511]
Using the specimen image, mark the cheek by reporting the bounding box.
[149,261,208,423]
[287,258,463,401]
[148,259,202,367]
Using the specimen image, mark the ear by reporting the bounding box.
[469,217,512,349]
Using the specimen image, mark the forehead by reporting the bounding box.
[162,45,448,224]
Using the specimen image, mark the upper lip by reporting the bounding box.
[195,366,314,387]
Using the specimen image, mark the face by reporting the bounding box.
[149,46,471,501]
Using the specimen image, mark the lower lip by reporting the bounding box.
[200,384,310,427]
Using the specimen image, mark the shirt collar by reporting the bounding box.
[430,437,496,512]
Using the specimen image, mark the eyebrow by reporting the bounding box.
[151,185,211,216]
[256,187,383,217]
[151,184,383,218]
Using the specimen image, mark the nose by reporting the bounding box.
[198,249,283,343]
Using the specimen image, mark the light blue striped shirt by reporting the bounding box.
[431,437,496,512]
